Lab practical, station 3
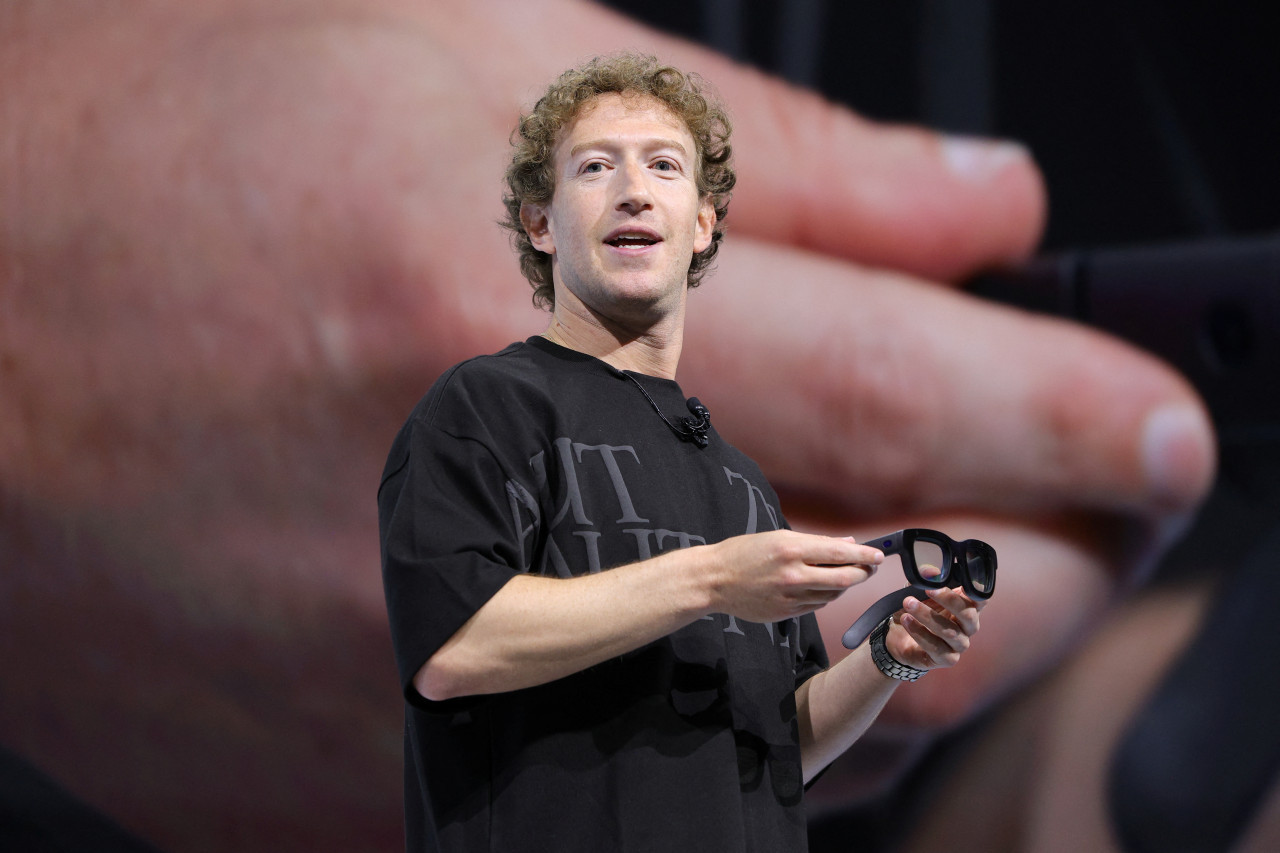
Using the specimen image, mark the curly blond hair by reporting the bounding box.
[502,53,735,309]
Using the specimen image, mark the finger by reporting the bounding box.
[901,607,967,660]
[900,614,964,668]
[917,562,945,581]
[723,89,1046,282]
[902,597,969,652]
[796,588,848,608]
[793,565,877,592]
[685,243,1217,528]
[794,534,884,570]
[924,587,981,629]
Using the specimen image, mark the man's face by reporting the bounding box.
[521,92,716,327]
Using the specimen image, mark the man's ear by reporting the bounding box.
[520,202,554,254]
[693,196,716,254]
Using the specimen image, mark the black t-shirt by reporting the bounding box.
[378,337,828,852]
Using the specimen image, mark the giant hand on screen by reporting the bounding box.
[0,0,1215,849]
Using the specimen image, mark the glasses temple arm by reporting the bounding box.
[841,586,918,649]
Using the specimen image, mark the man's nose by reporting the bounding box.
[614,161,653,213]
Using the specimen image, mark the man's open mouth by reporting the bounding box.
[605,233,660,247]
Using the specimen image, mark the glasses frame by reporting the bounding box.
[841,528,997,650]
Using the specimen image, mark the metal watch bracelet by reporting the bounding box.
[870,617,928,682]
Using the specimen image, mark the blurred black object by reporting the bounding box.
[0,746,161,853]
[1106,520,1280,853]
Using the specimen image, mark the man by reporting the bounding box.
[378,53,983,852]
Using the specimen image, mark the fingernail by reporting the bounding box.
[1141,403,1216,510]
[941,136,1029,183]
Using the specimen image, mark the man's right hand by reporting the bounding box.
[418,530,882,700]
[703,531,883,623]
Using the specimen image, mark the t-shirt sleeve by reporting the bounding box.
[378,397,526,709]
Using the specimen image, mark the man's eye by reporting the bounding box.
[654,160,676,171]
[583,162,605,173]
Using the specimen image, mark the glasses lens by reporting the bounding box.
[966,545,996,596]
[912,539,948,584]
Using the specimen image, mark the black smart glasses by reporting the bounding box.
[841,529,997,649]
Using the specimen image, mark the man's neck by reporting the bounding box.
[541,304,684,379]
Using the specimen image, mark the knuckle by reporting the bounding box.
[777,540,805,564]
[760,537,785,561]
[778,567,803,587]
[806,338,945,510]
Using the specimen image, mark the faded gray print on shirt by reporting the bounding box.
[503,436,796,651]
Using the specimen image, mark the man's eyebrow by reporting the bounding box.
[567,137,691,159]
